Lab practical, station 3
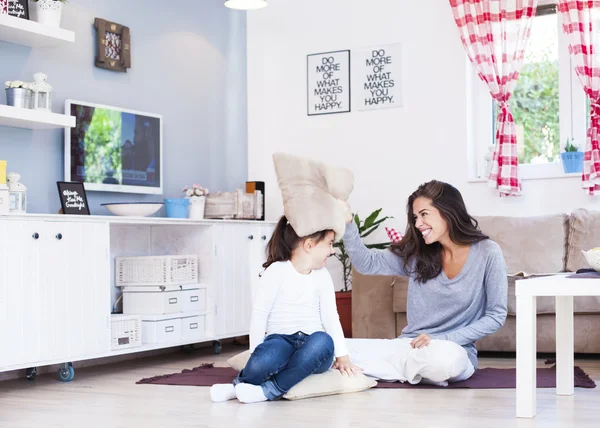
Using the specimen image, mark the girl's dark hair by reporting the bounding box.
[263,216,332,269]
[391,180,488,282]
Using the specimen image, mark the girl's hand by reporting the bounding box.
[333,355,363,377]
[410,334,432,349]
[343,202,353,224]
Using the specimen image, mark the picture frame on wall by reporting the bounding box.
[94,18,131,73]
[57,181,91,215]
[307,50,351,116]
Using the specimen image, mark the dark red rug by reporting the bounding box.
[137,363,596,389]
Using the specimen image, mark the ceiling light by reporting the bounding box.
[224,0,268,10]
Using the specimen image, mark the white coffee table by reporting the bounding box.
[515,274,600,418]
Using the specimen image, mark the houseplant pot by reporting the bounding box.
[335,291,352,338]
[5,87,32,109]
[188,196,206,220]
[561,152,584,173]
[333,208,393,338]
[560,139,584,174]
[31,0,64,28]
[183,185,208,220]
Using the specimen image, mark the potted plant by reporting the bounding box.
[561,138,584,174]
[332,208,392,337]
[5,80,33,109]
[30,0,67,28]
[183,184,209,220]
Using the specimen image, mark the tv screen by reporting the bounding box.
[64,100,163,194]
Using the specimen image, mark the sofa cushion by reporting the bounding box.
[227,350,377,400]
[475,214,568,274]
[567,209,600,272]
[391,274,600,316]
[352,269,397,339]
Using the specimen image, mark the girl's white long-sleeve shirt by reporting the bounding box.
[248,260,348,358]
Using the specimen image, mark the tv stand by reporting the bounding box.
[0,214,274,380]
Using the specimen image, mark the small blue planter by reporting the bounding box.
[561,152,584,174]
[164,198,189,218]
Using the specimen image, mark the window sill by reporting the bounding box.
[468,172,581,183]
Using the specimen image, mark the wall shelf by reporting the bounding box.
[0,14,74,48]
[0,105,75,130]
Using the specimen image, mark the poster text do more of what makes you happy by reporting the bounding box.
[307,50,351,116]
[306,44,401,115]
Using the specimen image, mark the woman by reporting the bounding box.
[344,180,507,385]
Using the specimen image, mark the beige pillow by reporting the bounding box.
[227,350,376,400]
[272,153,354,240]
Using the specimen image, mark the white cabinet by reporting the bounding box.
[0,220,110,370]
[0,215,277,377]
[213,223,274,339]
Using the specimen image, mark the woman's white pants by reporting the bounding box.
[346,338,475,386]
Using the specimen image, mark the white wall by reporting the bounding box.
[246,0,600,287]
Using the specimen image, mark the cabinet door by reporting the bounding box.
[214,224,276,339]
[0,220,111,371]
[0,221,44,368]
[42,221,111,361]
[248,225,275,303]
[214,224,253,338]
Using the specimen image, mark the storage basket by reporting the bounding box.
[116,254,198,286]
[111,314,141,350]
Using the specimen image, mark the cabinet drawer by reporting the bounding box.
[181,288,206,313]
[141,315,182,344]
[123,286,182,315]
[181,313,206,341]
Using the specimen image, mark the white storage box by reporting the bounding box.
[116,254,198,286]
[141,314,182,344]
[111,314,142,350]
[181,312,206,341]
[123,286,182,315]
[181,286,206,313]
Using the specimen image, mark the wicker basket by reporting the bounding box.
[116,255,198,286]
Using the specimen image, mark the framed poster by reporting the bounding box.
[307,50,350,116]
[57,181,91,215]
[94,18,131,73]
[353,43,402,111]
[7,0,28,19]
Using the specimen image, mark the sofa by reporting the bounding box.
[352,208,600,354]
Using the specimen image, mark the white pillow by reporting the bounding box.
[227,350,376,400]
[272,152,354,240]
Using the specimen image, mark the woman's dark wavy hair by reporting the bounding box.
[391,180,488,282]
[263,215,332,269]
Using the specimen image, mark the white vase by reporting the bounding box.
[188,197,206,220]
[34,0,63,28]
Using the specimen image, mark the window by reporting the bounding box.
[470,3,588,181]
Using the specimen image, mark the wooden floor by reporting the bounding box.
[0,345,598,428]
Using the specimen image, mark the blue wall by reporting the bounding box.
[0,0,248,214]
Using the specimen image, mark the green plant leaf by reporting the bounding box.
[361,208,382,231]
[354,213,360,228]
[360,216,392,238]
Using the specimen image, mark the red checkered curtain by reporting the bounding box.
[558,0,600,195]
[450,0,538,196]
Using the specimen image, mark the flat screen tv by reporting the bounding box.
[64,100,163,194]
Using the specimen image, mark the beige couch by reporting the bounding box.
[352,208,600,354]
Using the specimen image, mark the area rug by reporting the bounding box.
[137,363,596,389]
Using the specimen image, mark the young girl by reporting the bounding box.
[210,215,361,403]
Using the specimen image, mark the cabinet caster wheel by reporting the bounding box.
[26,367,37,381]
[182,344,194,354]
[213,341,222,355]
[58,364,75,382]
